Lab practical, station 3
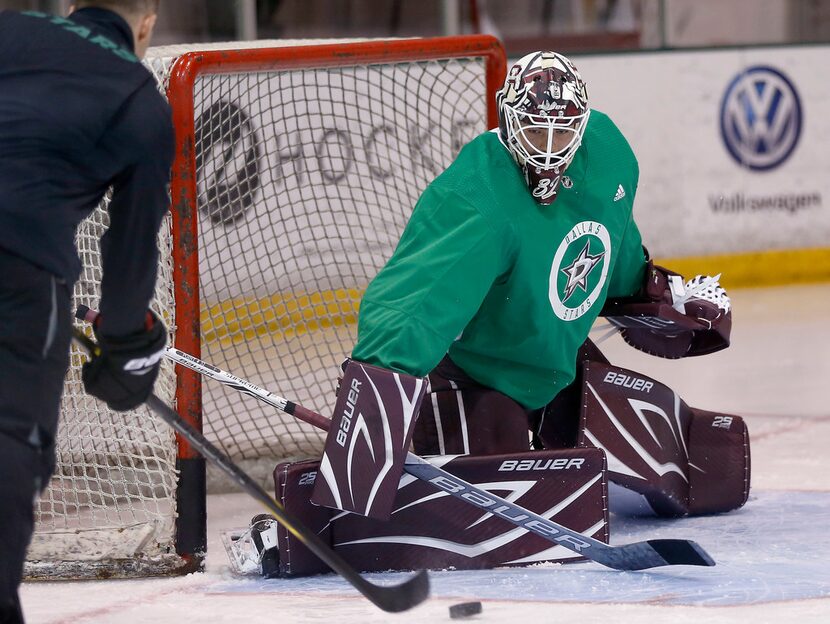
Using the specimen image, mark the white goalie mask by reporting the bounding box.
[497,51,590,205]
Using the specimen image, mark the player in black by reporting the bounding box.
[0,2,169,621]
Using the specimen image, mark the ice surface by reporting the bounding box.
[20,284,830,623]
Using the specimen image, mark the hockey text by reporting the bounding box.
[712,415,733,429]
[123,349,166,374]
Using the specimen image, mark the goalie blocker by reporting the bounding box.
[311,360,428,520]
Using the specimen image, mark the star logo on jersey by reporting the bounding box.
[560,241,605,302]
[549,221,611,322]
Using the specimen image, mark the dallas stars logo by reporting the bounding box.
[560,241,605,302]
[548,221,611,322]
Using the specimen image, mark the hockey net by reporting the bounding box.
[25,36,504,578]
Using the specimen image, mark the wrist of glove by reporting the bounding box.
[642,260,687,305]
[82,310,168,411]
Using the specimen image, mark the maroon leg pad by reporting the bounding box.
[273,449,607,576]
[577,360,750,516]
[687,408,751,514]
[274,459,333,577]
[578,360,692,515]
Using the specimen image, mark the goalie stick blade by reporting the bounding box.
[594,539,716,571]
[646,539,716,567]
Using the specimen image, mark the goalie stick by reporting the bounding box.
[70,325,429,613]
[75,305,716,571]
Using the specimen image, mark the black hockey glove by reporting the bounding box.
[82,311,167,411]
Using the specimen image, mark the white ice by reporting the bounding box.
[20,283,830,623]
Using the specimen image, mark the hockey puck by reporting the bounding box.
[449,601,482,619]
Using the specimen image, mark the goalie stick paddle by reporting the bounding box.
[70,324,429,613]
[75,305,716,571]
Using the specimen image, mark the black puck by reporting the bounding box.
[449,601,482,619]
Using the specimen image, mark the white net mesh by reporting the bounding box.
[27,206,180,579]
[26,37,494,578]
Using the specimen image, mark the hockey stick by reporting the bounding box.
[75,306,715,571]
[70,326,429,613]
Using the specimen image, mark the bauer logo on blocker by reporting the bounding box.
[719,66,802,171]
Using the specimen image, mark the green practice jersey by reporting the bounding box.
[352,110,647,409]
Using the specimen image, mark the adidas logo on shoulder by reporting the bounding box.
[613,184,626,202]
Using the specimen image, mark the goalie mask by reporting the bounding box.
[497,51,590,205]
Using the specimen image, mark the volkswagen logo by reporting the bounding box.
[719,66,802,171]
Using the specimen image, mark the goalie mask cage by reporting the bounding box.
[25,35,505,579]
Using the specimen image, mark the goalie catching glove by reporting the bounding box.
[601,260,732,359]
[81,310,167,411]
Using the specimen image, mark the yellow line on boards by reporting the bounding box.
[655,247,830,290]
[201,288,362,345]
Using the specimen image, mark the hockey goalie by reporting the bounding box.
[228,50,749,578]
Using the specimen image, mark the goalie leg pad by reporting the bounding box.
[272,449,608,576]
[577,360,750,516]
[310,360,427,520]
[274,460,333,577]
[687,408,751,514]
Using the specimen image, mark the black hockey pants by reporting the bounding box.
[412,355,535,456]
[0,248,71,623]
[411,340,611,457]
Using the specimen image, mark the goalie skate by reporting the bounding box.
[221,514,280,577]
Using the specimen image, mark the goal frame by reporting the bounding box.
[165,34,506,567]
